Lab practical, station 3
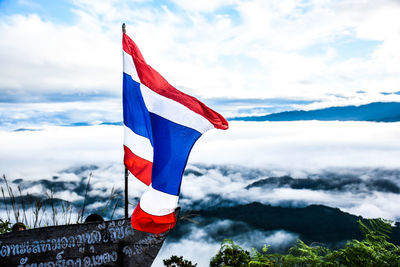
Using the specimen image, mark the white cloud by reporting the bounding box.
[1,121,400,264]
[1,0,400,102]
[0,14,120,95]
[0,125,123,177]
[0,100,122,130]
[191,121,400,170]
[153,219,298,267]
[1,121,400,221]
[154,232,220,267]
[169,0,237,12]
[2,120,399,179]
[262,230,299,251]
[342,191,400,220]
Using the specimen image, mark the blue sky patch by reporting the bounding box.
[300,36,382,61]
[0,0,75,24]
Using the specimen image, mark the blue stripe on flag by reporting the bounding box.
[150,113,201,196]
[123,73,153,145]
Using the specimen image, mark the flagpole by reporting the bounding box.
[124,167,129,219]
[123,22,128,219]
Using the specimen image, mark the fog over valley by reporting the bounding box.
[1,120,399,265]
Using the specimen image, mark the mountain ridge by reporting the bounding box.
[230,102,400,122]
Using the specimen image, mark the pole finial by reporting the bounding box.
[122,23,126,34]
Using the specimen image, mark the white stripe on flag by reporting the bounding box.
[123,50,140,82]
[140,184,179,216]
[140,83,214,133]
[123,125,153,162]
[122,49,214,133]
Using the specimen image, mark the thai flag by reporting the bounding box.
[122,33,228,234]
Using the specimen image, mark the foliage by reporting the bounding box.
[207,218,400,267]
[0,218,11,234]
[210,239,251,267]
[325,219,400,267]
[249,245,284,267]
[359,218,392,242]
[163,255,197,267]
[283,240,334,266]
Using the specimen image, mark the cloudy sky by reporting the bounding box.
[1,0,400,112]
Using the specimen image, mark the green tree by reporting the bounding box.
[163,255,197,267]
[208,218,400,267]
[249,245,284,267]
[210,239,251,267]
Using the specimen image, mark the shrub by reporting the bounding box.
[210,239,251,267]
[208,218,400,267]
[0,219,11,233]
[163,255,197,267]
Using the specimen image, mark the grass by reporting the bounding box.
[0,173,123,232]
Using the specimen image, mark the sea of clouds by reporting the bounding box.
[1,120,400,266]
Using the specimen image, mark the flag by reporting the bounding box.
[123,32,228,234]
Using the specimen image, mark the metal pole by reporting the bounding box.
[125,167,129,219]
[123,23,128,219]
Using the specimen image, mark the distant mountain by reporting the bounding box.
[245,175,400,194]
[100,121,123,126]
[13,128,42,132]
[230,102,400,122]
[186,202,400,247]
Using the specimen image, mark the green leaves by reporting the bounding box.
[163,255,197,267]
[210,239,251,267]
[358,218,392,242]
[207,219,400,267]
[0,219,11,233]
[328,218,400,267]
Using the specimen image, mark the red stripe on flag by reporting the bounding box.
[124,145,152,186]
[131,202,177,234]
[123,33,228,130]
